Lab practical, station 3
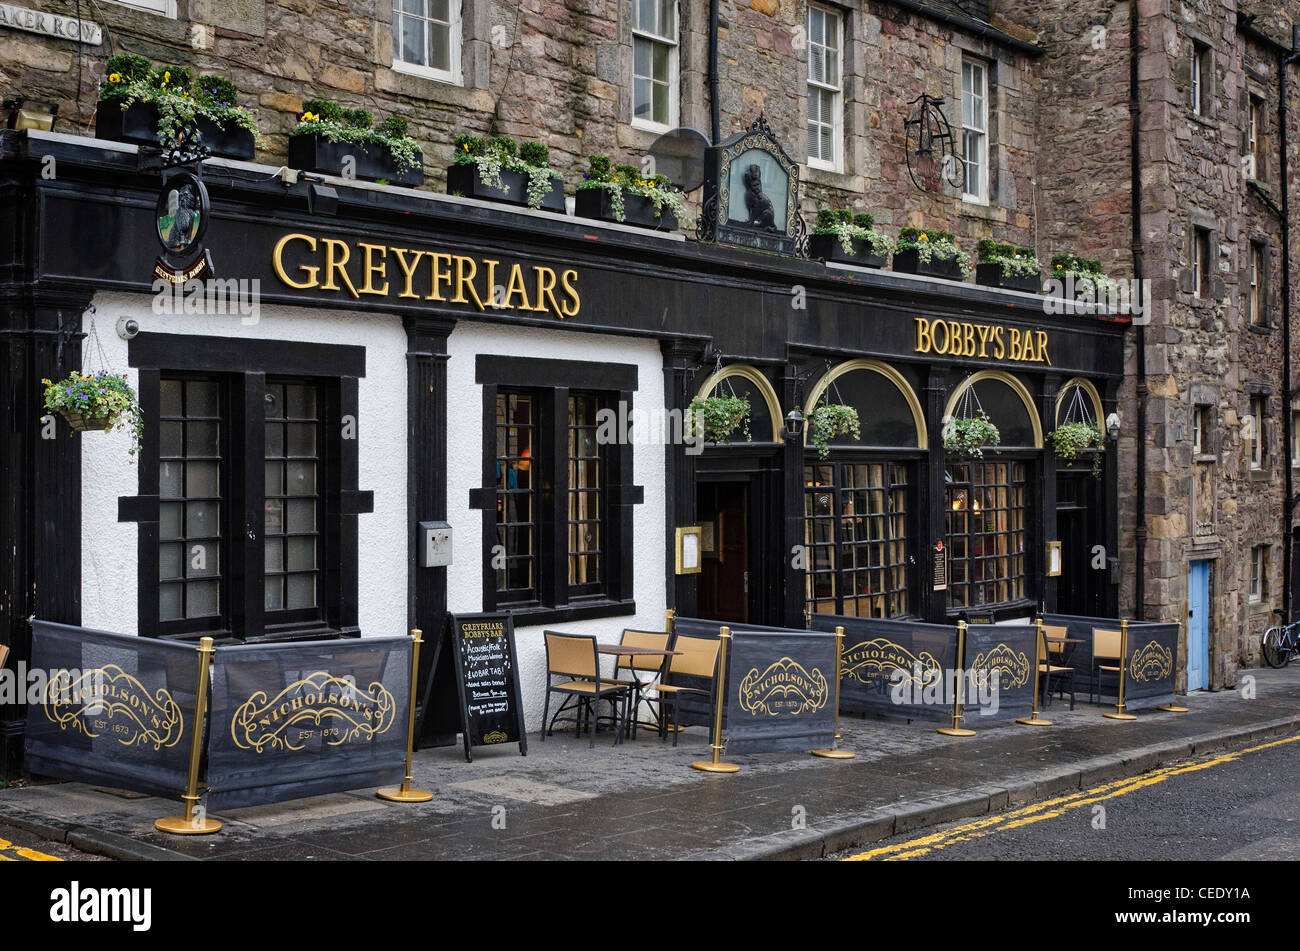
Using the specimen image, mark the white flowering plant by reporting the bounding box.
[811,209,894,257]
[577,155,688,227]
[896,227,973,278]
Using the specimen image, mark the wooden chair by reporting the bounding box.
[1092,628,1123,704]
[1039,624,1075,709]
[541,631,630,747]
[600,629,671,741]
[647,635,721,747]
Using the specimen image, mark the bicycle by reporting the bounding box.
[1261,615,1300,668]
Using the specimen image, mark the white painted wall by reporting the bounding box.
[445,322,668,730]
[79,291,409,642]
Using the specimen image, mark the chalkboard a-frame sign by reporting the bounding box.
[448,612,528,762]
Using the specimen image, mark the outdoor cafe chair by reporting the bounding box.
[1039,624,1075,710]
[542,630,630,747]
[600,629,671,741]
[1092,627,1124,705]
[647,634,720,747]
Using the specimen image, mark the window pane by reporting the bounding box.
[265,381,321,614]
[496,392,537,603]
[287,574,316,610]
[430,21,450,69]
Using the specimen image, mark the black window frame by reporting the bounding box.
[475,356,639,624]
[124,334,368,642]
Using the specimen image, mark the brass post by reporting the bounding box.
[666,608,675,633]
[938,620,976,736]
[813,625,854,758]
[1018,618,1053,726]
[1104,618,1138,720]
[1157,618,1190,712]
[377,629,435,802]
[155,636,221,835]
[692,627,739,773]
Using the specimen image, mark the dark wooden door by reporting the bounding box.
[698,482,749,623]
[1055,472,1102,616]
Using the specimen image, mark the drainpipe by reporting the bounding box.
[709,0,720,144]
[1130,0,1146,620]
[1281,27,1298,623]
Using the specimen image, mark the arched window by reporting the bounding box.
[802,360,924,620]
[1055,378,1104,429]
[692,364,783,444]
[944,370,1041,449]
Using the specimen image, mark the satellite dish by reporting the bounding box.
[649,127,709,192]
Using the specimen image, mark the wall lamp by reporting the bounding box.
[783,408,805,441]
[306,180,339,216]
[1105,412,1121,441]
[4,96,58,132]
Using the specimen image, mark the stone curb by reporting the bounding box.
[696,714,1300,861]
[0,810,197,862]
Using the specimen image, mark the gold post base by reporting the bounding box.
[154,816,222,835]
[937,727,976,737]
[811,748,855,758]
[1103,711,1138,720]
[376,785,434,803]
[1016,717,1053,726]
[691,760,740,773]
[1157,704,1189,713]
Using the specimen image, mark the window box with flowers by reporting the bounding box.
[975,240,1042,293]
[96,55,261,160]
[42,371,143,456]
[447,136,565,211]
[809,209,893,268]
[1050,253,1120,308]
[574,156,685,230]
[892,228,971,281]
[288,100,424,186]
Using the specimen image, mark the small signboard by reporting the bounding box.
[447,613,527,762]
[932,541,948,592]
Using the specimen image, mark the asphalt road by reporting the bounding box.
[834,733,1300,861]
[0,824,110,862]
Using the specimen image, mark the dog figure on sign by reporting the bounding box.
[743,164,776,230]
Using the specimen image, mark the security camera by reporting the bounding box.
[116,317,140,340]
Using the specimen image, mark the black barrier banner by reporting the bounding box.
[811,615,959,721]
[1042,612,1127,701]
[1123,622,1180,710]
[205,637,410,810]
[25,620,200,798]
[724,630,836,754]
[668,617,791,728]
[962,623,1036,721]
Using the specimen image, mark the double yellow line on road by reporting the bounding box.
[845,732,1300,861]
[0,835,63,862]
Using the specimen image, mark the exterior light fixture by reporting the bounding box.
[1105,412,1121,440]
[783,408,805,440]
[4,97,58,132]
[307,181,339,217]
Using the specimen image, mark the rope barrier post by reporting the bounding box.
[1104,618,1138,720]
[692,626,739,773]
[155,636,221,835]
[1017,617,1053,726]
[377,629,435,802]
[1157,618,1190,712]
[813,625,854,758]
[938,620,976,737]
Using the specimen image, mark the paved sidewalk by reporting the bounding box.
[2,668,1297,861]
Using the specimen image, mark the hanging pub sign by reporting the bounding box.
[153,168,214,283]
[697,114,806,256]
[447,613,527,762]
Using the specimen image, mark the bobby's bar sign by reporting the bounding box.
[272,232,581,319]
[205,637,410,809]
[914,316,1052,364]
[724,629,836,754]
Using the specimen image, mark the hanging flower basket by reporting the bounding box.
[1049,422,1105,476]
[943,410,1000,458]
[687,394,751,445]
[42,371,143,455]
[806,402,861,458]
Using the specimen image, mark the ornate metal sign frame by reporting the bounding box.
[697,114,807,256]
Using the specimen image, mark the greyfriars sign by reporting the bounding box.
[697,114,807,256]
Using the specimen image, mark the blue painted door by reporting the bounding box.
[1187,560,1210,691]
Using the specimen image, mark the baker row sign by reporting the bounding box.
[0,2,103,45]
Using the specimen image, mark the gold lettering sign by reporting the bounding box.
[968,643,1031,691]
[1129,641,1173,682]
[841,638,943,689]
[737,657,829,716]
[272,232,580,319]
[43,665,184,750]
[914,317,1051,365]
[230,671,397,753]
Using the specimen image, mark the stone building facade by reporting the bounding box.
[4,0,1299,687]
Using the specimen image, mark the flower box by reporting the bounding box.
[95,100,256,160]
[809,233,888,268]
[893,248,965,281]
[976,262,1041,294]
[574,188,678,230]
[288,132,423,187]
[446,163,564,212]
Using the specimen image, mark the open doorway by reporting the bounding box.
[696,480,750,624]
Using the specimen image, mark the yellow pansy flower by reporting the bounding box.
[109,73,122,83]
[918,232,929,241]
